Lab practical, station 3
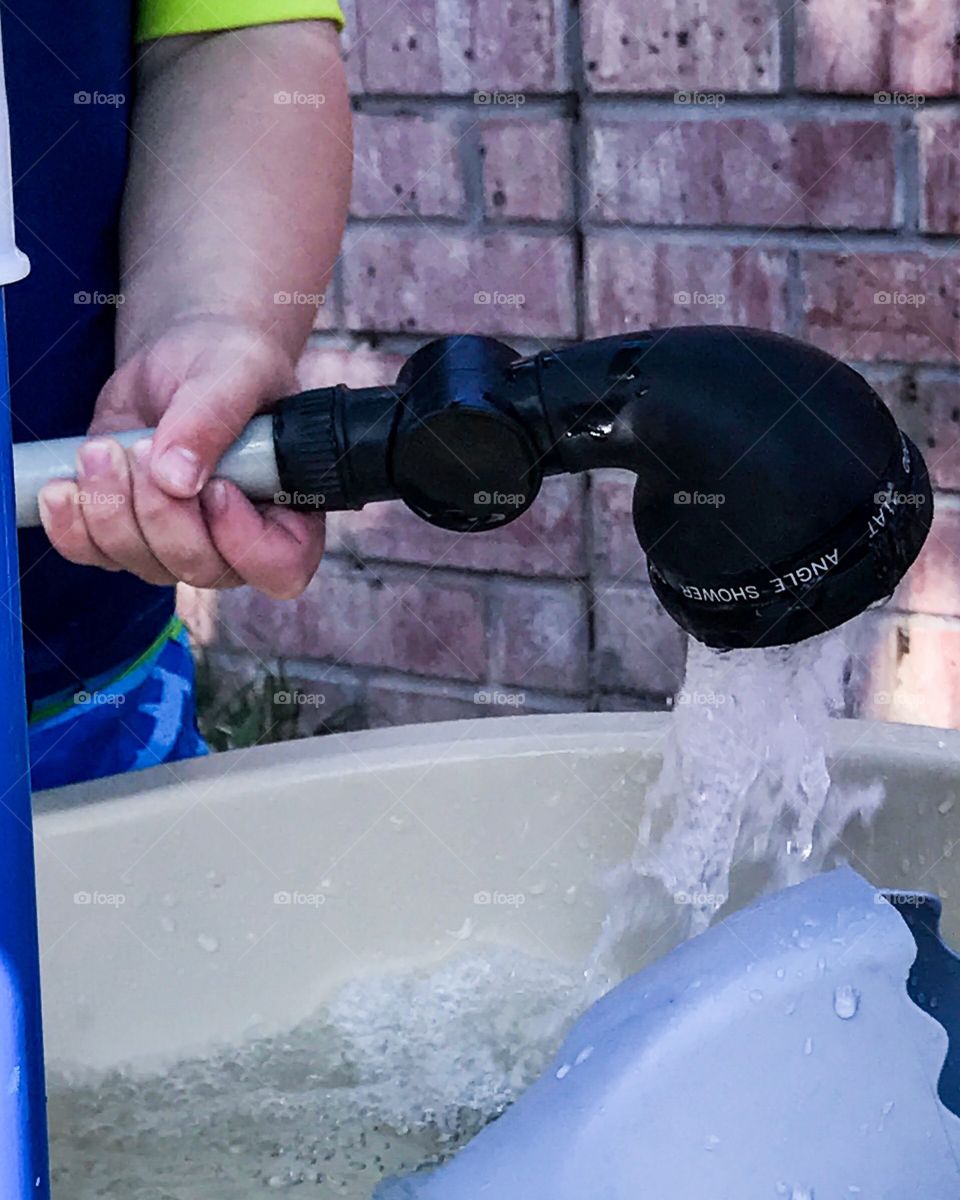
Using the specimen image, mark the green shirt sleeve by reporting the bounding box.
[137,0,345,41]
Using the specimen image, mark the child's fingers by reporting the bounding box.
[200,480,324,599]
[38,480,122,572]
[74,438,175,586]
[129,442,244,589]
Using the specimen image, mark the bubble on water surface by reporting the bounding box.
[48,948,585,1200]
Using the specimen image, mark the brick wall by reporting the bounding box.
[183,0,960,733]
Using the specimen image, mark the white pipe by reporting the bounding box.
[14,416,281,527]
[0,26,27,289]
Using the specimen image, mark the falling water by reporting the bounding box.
[591,628,885,981]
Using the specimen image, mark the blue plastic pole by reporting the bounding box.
[0,291,48,1195]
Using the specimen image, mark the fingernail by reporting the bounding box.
[78,439,115,479]
[205,479,229,514]
[131,438,152,465]
[38,481,76,524]
[154,445,203,496]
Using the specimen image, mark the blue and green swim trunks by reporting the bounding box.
[28,617,208,793]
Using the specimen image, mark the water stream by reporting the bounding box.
[590,630,884,982]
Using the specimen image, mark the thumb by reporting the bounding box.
[149,356,294,499]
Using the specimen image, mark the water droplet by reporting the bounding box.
[704,1133,720,1150]
[749,989,764,1003]
[574,1046,593,1066]
[160,915,176,934]
[803,1036,814,1056]
[833,985,860,1020]
[939,798,955,815]
[447,919,473,941]
[197,933,219,953]
[556,1063,571,1079]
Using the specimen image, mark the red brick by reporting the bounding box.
[585,236,790,337]
[590,470,649,583]
[351,113,466,219]
[347,0,444,94]
[800,250,960,364]
[919,111,960,234]
[593,583,687,696]
[883,375,960,492]
[334,474,587,576]
[481,118,573,222]
[488,580,590,692]
[216,560,487,681]
[587,117,896,230]
[796,0,957,95]
[891,0,957,95]
[895,496,960,618]
[295,343,406,391]
[343,228,577,338]
[582,0,781,94]
[349,0,567,95]
[862,612,960,729]
[795,0,888,94]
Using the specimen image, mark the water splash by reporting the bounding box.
[590,630,884,983]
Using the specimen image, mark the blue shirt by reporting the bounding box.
[6,8,174,706]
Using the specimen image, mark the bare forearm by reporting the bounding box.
[119,21,351,365]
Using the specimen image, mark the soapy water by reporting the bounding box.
[48,630,884,1196]
[590,629,885,983]
[48,950,585,1198]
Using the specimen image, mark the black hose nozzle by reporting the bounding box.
[270,326,932,650]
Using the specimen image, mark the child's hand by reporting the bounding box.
[37,315,325,598]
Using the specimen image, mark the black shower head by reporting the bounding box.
[18,326,932,651]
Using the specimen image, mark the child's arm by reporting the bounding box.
[39,19,351,597]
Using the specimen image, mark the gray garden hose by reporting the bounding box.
[13,415,280,528]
